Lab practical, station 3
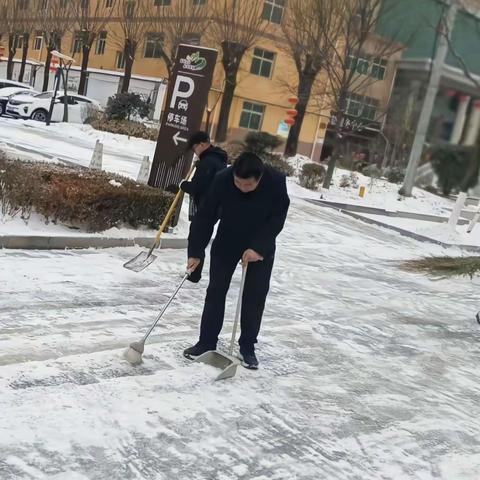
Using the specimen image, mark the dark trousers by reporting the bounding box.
[199,252,274,351]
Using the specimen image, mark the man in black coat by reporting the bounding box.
[180,131,228,216]
[180,131,227,283]
[183,152,290,369]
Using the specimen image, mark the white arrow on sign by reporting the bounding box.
[173,131,187,146]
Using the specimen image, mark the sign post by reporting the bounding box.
[148,44,218,191]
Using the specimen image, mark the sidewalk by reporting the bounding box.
[308,198,480,252]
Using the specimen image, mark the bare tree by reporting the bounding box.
[37,0,76,92]
[321,0,407,188]
[281,0,342,156]
[1,0,26,80]
[18,0,37,82]
[112,0,152,93]
[71,0,117,95]
[210,0,268,143]
[150,0,209,78]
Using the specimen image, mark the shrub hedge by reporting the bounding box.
[0,153,172,232]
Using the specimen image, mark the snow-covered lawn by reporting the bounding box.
[1,193,480,479]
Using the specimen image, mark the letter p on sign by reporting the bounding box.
[170,75,195,109]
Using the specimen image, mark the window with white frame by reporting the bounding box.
[144,33,164,58]
[33,31,43,50]
[239,101,265,130]
[371,57,388,80]
[96,31,107,55]
[13,35,23,50]
[250,48,275,78]
[116,51,125,69]
[72,32,83,54]
[345,93,379,120]
[262,0,285,24]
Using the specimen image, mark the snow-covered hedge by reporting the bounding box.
[0,153,172,232]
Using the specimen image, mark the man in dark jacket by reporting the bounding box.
[180,131,228,216]
[180,131,227,283]
[183,152,290,369]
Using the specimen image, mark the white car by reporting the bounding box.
[0,86,35,116]
[6,91,101,123]
[0,78,31,90]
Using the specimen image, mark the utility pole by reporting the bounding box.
[400,0,458,196]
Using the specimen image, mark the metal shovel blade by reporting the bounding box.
[123,251,157,272]
[195,351,240,381]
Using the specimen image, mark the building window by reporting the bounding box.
[362,96,379,120]
[371,57,388,80]
[346,93,363,117]
[116,51,125,69]
[346,93,379,120]
[13,35,24,50]
[182,32,201,46]
[250,48,275,78]
[239,101,265,130]
[262,0,285,24]
[95,31,107,55]
[154,0,171,6]
[33,31,43,51]
[105,0,114,7]
[72,32,83,54]
[347,53,387,80]
[144,33,164,58]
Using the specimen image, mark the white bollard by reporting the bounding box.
[448,191,468,230]
[90,140,103,170]
[137,155,151,184]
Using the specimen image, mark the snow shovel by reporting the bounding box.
[124,270,192,365]
[123,163,196,273]
[195,264,248,381]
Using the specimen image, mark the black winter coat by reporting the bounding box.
[188,166,290,260]
[180,146,228,211]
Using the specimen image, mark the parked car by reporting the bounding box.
[0,79,31,90]
[6,91,101,123]
[0,86,35,116]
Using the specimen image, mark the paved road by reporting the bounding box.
[0,199,479,480]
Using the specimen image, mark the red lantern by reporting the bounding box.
[286,109,298,117]
[288,96,299,105]
[284,117,295,126]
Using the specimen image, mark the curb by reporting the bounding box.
[0,235,188,250]
[341,210,480,254]
[308,199,469,225]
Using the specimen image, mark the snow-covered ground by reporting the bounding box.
[1,193,480,479]
[1,118,480,478]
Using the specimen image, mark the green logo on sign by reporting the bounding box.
[180,51,207,71]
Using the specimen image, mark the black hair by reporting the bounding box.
[232,152,265,180]
[187,131,210,150]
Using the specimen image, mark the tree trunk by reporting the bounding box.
[322,115,345,189]
[78,44,92,95]
[216,68,239,143]
[7,34,16,80]
[284,73,316,157]
[120,39,135,93]
[18,33,30,83]
[215,41,246,143]
[42,49,53,92]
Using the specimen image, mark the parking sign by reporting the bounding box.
[148,45,218,190]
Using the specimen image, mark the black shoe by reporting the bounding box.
[183,342,215,359]
[238,349,259,370]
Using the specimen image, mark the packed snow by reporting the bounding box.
[1,118,480,479]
